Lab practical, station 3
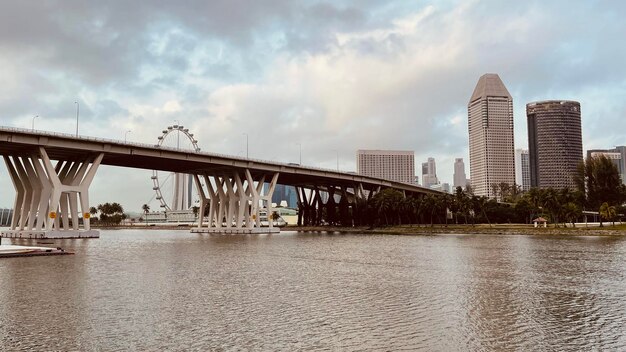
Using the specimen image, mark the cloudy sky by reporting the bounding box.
[1,0,625,212]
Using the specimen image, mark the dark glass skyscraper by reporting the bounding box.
[526,100,583,189]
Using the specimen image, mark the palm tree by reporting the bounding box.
[599,202,616,227]
[142,204,150,224]
[576,155,624,212]
[542,188,560,227]
[454,187,469,224]
[422,194,437,227]
[562,202,581,228]
[439,193,453,227]
[472,196,491,227]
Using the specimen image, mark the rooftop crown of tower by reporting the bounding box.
[469,73,511,104]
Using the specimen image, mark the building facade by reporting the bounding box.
[527,100,583,189]
[272,184,299,208]
[421,157,438,188]
[468,73,515,198]
[356,150,415,184]
[453,158,467,190]
[514,149,531,191]
[0,208,13,226]
[587,146,626,185]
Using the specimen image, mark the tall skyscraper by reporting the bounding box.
[356,150,415,184]
[272,184,299,208]
[453,158,467,189]
[514,149,531,191]
[587,146,626,185]
[527,100,583,189]
[468,73,515,198]
[421,157,438,188]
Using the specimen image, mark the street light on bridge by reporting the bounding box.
[74,101,79,137]
[32,115,38,131]
[125,130,132,142]
[297,143,302,165]
[243,133,249,159]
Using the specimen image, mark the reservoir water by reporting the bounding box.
[1,230,625,351]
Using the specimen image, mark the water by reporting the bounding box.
[1,230,625,351]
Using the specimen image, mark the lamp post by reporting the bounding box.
[124,130,132,142]
[297,143,301,165]
[32,115,38,131]
[74,101,79,137]
[243,133,249,158]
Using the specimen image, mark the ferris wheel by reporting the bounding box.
[151,124,201,211]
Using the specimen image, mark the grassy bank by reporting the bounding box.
[286,223,626,236]
[91,223,626,236]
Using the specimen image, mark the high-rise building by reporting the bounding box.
[272,184,299,208]
[421,157,438,188]
[527,100,583,189]
[0,208,13,226]
[453,158,467,189]
[514,149,531,191]
[587,146,626,184]
[468,73,515,198]
[356,150,415,184]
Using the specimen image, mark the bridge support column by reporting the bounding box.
[1,148,102,239]
[191,170,280,234]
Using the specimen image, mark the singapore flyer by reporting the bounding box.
[150,124,200,211]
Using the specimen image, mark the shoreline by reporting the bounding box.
[290,224,626,237]
[91,223,626,236]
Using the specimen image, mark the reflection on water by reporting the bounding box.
[1,231,625,350]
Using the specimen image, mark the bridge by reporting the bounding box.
[0,126,439,238]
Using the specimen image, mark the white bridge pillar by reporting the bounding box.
[191,170,280,234]
[1,147,103,239]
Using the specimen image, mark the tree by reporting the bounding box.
[142,204,150,224]
[191,206,200,219]
[471,196,491,227]
[372,188,405,226]
[576,155,625,211]
[498,182,511,202]
[96,202,125,226]
[439,193,453,227]
[89,206,98,221]
[599,202,617,227]
[562,202,581,227]
[514,197,533,224]
[542,188,561,226]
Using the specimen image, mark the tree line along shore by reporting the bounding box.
[87,155,626,234]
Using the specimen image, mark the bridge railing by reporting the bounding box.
[0,126,435,193]
[0,126,349,174]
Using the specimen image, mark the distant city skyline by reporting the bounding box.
[421,157,438,188]
[1,1,625,210]
[453,158,467,190]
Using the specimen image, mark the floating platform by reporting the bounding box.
[1,229,100,239]
[0,245,73,258]
[190,227,280,234]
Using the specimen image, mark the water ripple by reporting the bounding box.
[1,231,625,351]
